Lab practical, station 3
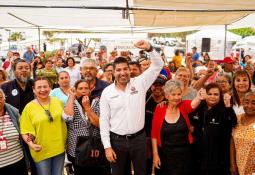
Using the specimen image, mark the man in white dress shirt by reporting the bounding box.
[100,40,164,175]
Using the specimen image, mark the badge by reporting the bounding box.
[130,86,138,95]
[11,89,18,96]
[0,136,8,151]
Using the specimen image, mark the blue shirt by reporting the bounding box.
[192,52,200,61]
[23,51,35,63]
[50,88,68,105]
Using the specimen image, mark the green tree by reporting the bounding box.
[42,31,55,43]
[9,32,24,41]
[229,28,255,38]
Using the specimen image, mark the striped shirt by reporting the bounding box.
[0,114,24,168]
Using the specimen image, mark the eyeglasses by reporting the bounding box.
[216,80,228,84]
[83,67,97,71]
[45,110,53,122]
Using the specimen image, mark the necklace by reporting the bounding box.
[60,87,70,96]
[36,98,53,122]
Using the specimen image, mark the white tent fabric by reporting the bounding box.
[186,30,242,41]
[0,0,255,32]
[186,29,242,59]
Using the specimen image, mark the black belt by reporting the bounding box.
[110,128,144,140]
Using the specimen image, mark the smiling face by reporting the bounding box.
[114,63,130,86]
[33,79,51,100]
[205,87,220,108]
[166,88,182,107]
[175,70,190,87]
[234,74,250,93]
[67,58,75,68]
[243,94,255,116]
[151,83,164,97]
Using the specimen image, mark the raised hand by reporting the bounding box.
[82,96,91,111]
[198,88,207,100]
[134,40,151,50]
[223,93,231,107]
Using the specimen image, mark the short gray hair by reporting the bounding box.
[80,58,97,68]
[244,90,255,100]
[164,80,183,96]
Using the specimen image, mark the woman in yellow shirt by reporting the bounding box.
[20,77,67,175]
[172,49,182,69]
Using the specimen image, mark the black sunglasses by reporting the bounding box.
[45,110,53,122]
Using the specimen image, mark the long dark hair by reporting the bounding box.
[232,70,251,106]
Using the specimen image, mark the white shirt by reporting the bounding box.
[65,66,81,87]
[100,50,164,148]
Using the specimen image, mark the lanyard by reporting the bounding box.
[60,87,70,96]
[36,98,53,122]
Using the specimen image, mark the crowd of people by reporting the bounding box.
[0,39,254,175]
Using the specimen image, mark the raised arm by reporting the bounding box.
[193,70,214,90]
[191,88,207,109]
[62,90,76,121]
[82,96,99,127]
[135,40,164,90]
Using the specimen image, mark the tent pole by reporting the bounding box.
[38,27,41,52]
[224,24,227,58]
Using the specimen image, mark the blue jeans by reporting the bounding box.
[35,153,65,175]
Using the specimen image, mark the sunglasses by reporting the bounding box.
[45,110,53,122]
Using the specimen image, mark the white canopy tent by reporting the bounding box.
[0,0,255,30]
[0,0,255,55]
[186,29,242,59]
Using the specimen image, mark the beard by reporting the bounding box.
[16,76,29,83]
[83,76,93,82]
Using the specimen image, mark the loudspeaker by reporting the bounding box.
[201,38,211,52]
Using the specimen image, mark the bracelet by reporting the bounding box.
[145,44,153,52]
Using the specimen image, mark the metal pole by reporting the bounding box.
[38,27,41,52]
[8,30,11,50]
[224,24,227,58]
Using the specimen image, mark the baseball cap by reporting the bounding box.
[223,57,234,64]
[138,57,148,64]
[153,76,167,85]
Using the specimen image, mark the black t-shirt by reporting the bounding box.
[17,81,34,113]
[1,79,34,114]
[145,93,166,137]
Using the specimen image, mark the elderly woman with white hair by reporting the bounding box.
[0,89,28,175]
[151,80,206,175]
